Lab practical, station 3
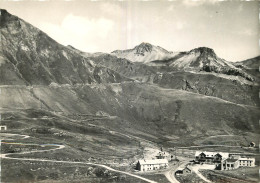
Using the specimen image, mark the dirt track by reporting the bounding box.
[0,133,157,183]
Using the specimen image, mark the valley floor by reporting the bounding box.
[1,128,259,183]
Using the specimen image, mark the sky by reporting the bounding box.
[0,0,259,61]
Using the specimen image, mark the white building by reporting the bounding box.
[221,158,240,170]
[239,157,255,167]
[136,159,168,171]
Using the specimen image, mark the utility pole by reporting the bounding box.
[174,147,177,160]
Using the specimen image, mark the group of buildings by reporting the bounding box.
[136,149,255,172]
[195,151,255,170]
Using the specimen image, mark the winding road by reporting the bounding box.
[2,133,251,183]
[0,133,157,183]
[164,162,184,183]
[190,164,215,183]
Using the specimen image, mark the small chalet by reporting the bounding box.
[136,159,168,172]
[175,166,192,176]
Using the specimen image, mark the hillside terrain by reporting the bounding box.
[0,9,259,183]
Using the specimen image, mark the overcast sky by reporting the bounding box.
[1,1,259,61]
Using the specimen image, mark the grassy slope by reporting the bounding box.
[1,83,259,145]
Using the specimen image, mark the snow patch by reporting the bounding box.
[41,49,50,57]
[49,82,60,88]
[188,71,255,85]
[20,43,30,51]
[88,59,96,66]
[170,52,200,68]
[110,84,122,94]
[95,110,110,117]
[62,50,69,59]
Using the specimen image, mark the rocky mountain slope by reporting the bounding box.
[234,56,260,70]
[0,9,130,85]
[234,56,260,83]
[150,47,254,82]
[88,51,259,106]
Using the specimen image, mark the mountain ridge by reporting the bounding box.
[110,41,255,82]
[0,9,131,85]
[1,9,257,106]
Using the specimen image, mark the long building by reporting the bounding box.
[238,157,255,167]
[195,151,229,164]
[136,159,168,171]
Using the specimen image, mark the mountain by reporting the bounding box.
[0,9,130,85]
[0,9,259,183]
[89,48,259,106]
[234,56,260,70]
[111,42,178,63]
[151,47,227,68]
[150,47,254,82]
[233,56,260,84]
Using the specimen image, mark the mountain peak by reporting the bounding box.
[111,42,176,63]
[0,9,20,28]
[189,47,217,57]
[139,42,153,46]
[0,9,9,16]
[134,42,154,54]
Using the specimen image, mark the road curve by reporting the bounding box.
[0,133,157,183]
[164,168,179,183]
[3,156,157,183]
[190,164,215,183]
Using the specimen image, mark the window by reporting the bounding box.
[231,164,234,168]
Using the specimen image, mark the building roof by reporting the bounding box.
[239,157,255,161]
[138,159,168,165]
[184,166,192,171]
[195,151,229,159]
[226,158,239,163]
